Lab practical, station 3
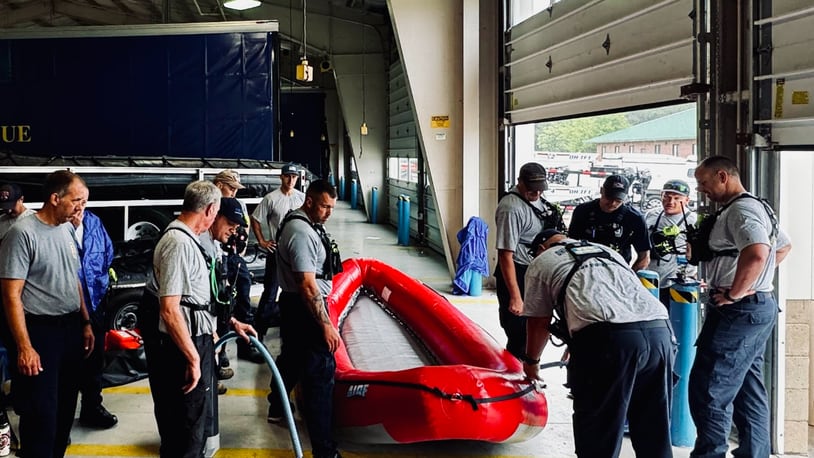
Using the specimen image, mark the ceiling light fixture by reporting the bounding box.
[223,0,261,11]
[295,0,313,81]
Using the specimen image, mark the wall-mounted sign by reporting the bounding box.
[435,133,446,141]
[791,91,809,105]
[431,115,450,128]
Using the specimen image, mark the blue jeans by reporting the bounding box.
[688,294,777,458]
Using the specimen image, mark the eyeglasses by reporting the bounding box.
[663,181,690,195]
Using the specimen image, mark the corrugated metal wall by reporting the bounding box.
[386,60,444,254]
[505,0,694,124]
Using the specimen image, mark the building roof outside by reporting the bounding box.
[586,108,696,143]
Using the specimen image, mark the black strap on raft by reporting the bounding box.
[334,378,537,411]
[548,241,631,346]
[276,213,343,280]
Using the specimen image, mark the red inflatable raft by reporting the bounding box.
[327,258,548,444]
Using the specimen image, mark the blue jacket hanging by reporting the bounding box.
[453,216,490,295]
[76,210,115,313]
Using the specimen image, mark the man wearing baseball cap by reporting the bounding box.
[644,179,698,306]
[494,162,565,360]
[0,183,35,243]
[568,174,651,271]
[250,163,305,340]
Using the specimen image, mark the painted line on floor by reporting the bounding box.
[103,385,270,397]
[67,445,538,458]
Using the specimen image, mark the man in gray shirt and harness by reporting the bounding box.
[522,229,674,458]
[688,156,791,458]
[141,181,255,457]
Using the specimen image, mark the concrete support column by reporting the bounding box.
[389,0,498,275]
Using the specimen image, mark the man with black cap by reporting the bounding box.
[494,162,565,360]
[522,228,674,458]
[0,183,35,243]
[568,174,651,271]
[212,170,263,365]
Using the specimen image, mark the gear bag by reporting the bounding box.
[685,194,778,266]
[548,241,630,346]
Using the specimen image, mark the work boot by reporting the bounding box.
[237,341,265,364]
[218,367,234,380]
[79,404,118,429]
[217,382,228,395]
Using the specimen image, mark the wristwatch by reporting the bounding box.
[521,354,540,365]
[724,290,740,302]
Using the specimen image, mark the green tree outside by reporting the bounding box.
[535,114,630,153]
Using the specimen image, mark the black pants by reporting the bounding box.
[268,291,337,458]
[226,253,253,324]
[494,261,528,359]
[569,320,675,458]
[79,305,107,410]
[256,252,280,334]
[8,313,84,458]
[148,331,215,458]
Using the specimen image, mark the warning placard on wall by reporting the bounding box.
[431,115,450,128]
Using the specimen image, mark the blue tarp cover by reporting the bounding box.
[453,216,489,295]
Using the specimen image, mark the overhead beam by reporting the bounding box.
[0,1,54,27]
[54,0,156,24]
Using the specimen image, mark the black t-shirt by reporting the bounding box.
[567,199,651,263]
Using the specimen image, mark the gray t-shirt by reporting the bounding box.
[645,208,698,288]
[523,239,668,335]
[0,208,36,244]
[705,193,791,292]
[146,220,216,336]
[252,188,306,239]
[276,209,332,297]
[495,187,555,266]
[0,215,81,315]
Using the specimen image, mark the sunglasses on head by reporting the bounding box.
[664,182,690,194]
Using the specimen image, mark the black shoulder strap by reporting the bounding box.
[505,191,565,231]
[276,213,315,243]
[716,193,779,240]
[163,226,212,265]
[555,241,629,309]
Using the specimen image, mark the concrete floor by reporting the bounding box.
[19,200,802,457]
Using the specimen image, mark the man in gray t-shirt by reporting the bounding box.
[522,229,673,458]
[0,171,93,457]
[266,179,342,458]
[688,156,791,458]
[644,179,698,306]
[494,162,564,360]
[142,181,255,457]
[0,183,35,244]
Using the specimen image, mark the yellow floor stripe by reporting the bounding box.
[67,445,537,458]
[103,385,269,397]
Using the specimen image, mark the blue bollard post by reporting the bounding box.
[669,281,700,447]
[398,195,410,246]
[370,186,379,224]
[396,195,404,244]
[338,176,345,200]
[468,270,482,296]
[350,178,358,209]
[637,269,660,298]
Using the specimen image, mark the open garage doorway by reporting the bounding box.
[511,102,698,225]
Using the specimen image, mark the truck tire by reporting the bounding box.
[106,289,144,332]
[126,208,174,240]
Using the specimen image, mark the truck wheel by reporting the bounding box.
[127,208,174,240]
[642,197,662,211]
[107,289,144,331]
